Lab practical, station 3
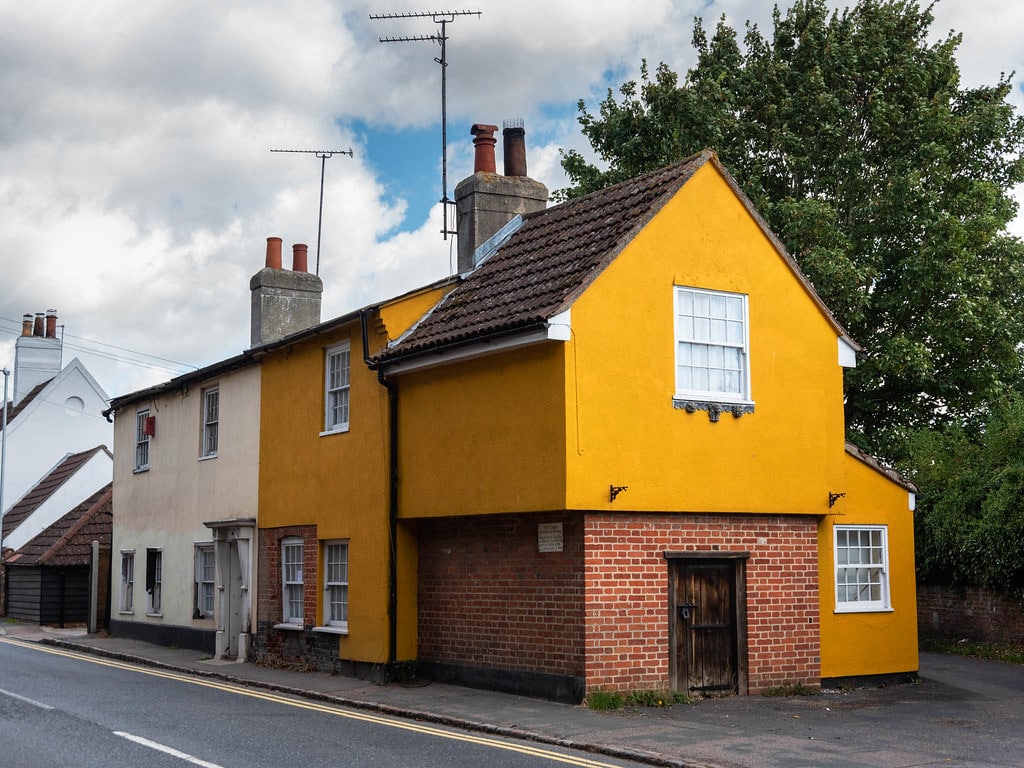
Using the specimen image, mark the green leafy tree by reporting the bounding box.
[560,0,1024,459]
[908,399,1024,599]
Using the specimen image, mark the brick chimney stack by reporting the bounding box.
[455,119,548,273]
[249,236,324,347]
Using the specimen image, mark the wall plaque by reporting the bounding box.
[537,522,563,553]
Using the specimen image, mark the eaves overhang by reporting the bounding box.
[378,309,572,376]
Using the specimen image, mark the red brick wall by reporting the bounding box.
[583,513,821,693]
[918,584,1024,646]
[417,511,820,695]
[417,513,585,677]
[257,525,318,629]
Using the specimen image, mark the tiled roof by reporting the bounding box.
[5,484,112,567]
[1,379,51,430]
[1,446,111,538]
[845,443,918,493]
[376,151,713,363]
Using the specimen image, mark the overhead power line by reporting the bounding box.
[0,316,198,376]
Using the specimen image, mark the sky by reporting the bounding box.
[2,0,1023,400]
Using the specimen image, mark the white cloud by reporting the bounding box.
[1,0,1021,399]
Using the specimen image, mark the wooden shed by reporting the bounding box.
[3,485,112,627]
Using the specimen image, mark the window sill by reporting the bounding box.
[312,625,349,636]
[198,454,218,462]
[273,622,305,631]
[145,612,163,618]
[673,397,754,422]
[133,467,149,474]
[834,606,894,614]
[118,610,134,616]
[319,426,350,437]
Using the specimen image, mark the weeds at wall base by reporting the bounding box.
[584,689,691,711]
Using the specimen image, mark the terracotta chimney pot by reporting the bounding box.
[33,313,44,337]
[471,123,499,174]
[265,236,283,269]
[45,309,57,339]
[21,314,32,336]
[503,118,528,177]
[292,243,308,273]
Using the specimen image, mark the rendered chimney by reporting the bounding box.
[13,309,62,405]
[455,120,548,273]
[250,236,323,347]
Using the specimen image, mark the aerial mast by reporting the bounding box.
[270,148,353,276]
[370,9,482,240]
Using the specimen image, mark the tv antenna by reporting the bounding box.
[370,9,482,240]
[270,148,354,276]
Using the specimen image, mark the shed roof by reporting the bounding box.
[5,484,112,567]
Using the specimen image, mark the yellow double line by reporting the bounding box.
[1,638,629,767]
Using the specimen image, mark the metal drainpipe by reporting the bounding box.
[360,310,399,665]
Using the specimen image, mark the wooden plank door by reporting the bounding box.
[674,559,739,696]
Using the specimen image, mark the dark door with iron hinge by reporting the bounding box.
[674,559,738,696]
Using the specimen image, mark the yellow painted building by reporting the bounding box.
[252,143,916,700]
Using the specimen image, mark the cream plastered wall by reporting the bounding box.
[111,364,260,629]
[818,454,918,678]
[564,162,848,514]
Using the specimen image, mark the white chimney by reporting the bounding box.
[13,309,62,405]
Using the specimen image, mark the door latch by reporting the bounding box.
[677,603,697,621]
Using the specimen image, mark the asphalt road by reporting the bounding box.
[0,640,647,768]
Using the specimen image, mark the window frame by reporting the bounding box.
[195,543,216,619]
[322,341,351,435]
[119,551,135,613]
[280,538,305,627]
[673,286,753,408]
[320,540,349,632]
[145,548,163,616]
[201,385,219,458]
[834,525,892,613]
[135,409,151,471]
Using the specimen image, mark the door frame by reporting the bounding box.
[204,518,256,661]
[665,551,749,695]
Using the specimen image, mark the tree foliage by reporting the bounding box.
[560,0,1024,459]
[908,398,1024,599]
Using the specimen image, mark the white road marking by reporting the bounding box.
[0,687,54,710]
[114,732,225,768]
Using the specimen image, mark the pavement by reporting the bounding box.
[2,620,1023,768]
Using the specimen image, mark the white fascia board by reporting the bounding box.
[838,337,858,368]
[384,309,572,376]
